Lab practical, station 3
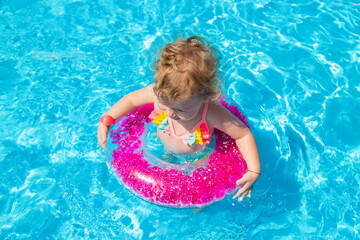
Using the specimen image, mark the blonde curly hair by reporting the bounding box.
[152,36,221,106]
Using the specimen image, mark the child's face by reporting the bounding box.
[157,96,206,121]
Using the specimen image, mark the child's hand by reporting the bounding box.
[97,123,109,149]
[232,171,260,202]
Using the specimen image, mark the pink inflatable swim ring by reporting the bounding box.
[105,99,249,208]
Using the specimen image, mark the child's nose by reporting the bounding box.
[166,109,177,118]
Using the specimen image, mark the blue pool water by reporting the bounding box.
[1,0,359,239]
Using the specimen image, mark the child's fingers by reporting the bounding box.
[238,190,251,202]
[235,189,248,202]
[238,188,253,202]
[247,188,252,198]
[232,183,250,199]
[100,135,107,149]
[101,134,107,144]
[97,133,106,149]
[236,177,246,186]
[100,140,106,149]
[236,171,252,186]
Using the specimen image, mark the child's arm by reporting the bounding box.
[209,103,261,202]
[232,129,260,201]
[97,84,155,149]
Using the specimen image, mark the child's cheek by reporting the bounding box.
[176,113,189,120]
[181,112,197,121]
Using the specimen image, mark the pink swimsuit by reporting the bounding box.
[149,101,211,147]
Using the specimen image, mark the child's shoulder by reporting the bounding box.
[144,83,155,94]
[143,84,156,102]
[128,84,156,106]
[141,84,156,98]
[207,100,243,127]
[208,99,228,112]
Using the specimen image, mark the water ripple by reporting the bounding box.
[1,0,360,239]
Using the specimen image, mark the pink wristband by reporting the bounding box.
[248,169,261,175]
[100,115,115,126]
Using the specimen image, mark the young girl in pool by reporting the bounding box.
[97,36,261,202]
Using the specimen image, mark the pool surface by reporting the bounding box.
[1,0,359,239]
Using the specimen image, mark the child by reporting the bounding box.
[97,36,261,202]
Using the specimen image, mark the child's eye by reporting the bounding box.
[172,108,185,113]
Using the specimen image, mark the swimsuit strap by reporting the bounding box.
[154,101,211,146]
[168,101,210,137]
[188,100,210,133]
[202,100,210,121]
[168,117,191,139]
